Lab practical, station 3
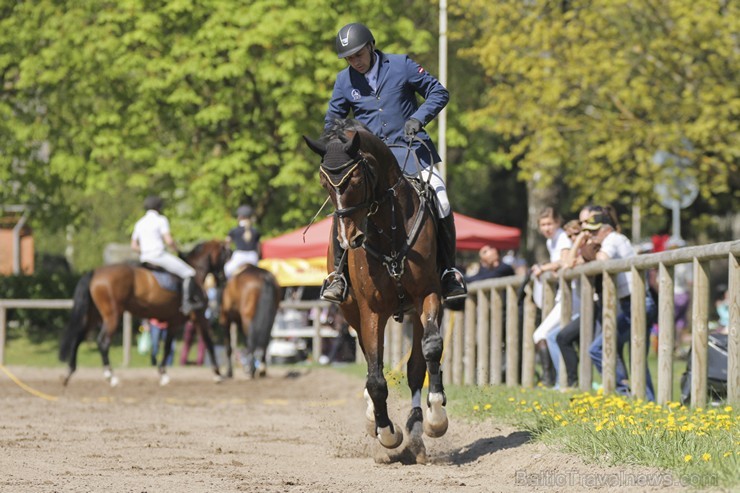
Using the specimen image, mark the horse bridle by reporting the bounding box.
[320,153,380,218]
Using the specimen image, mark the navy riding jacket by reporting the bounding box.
[324,50,449,174]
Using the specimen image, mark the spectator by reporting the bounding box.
[555,206,602,388]
[465,245,515,283]
[149,318,175,367]
[530,207,573,387]
[584,212,657,401]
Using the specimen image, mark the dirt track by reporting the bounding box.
[0,365,686,492]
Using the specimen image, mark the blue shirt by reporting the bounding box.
[325,50,449,174]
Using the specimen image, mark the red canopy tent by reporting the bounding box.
[261,212,520,259]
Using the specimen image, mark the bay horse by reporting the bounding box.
[219,264,281,379]
[304,119,448,463]
[59,240,230,387]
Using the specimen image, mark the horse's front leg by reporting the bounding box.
[419,293,448,438]
[362,312,403,449]
[96,320,119,387]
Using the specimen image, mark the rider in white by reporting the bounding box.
[131,195,199,314]
[224,204,261,279]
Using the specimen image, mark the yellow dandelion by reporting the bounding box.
[560,421,568,426]
[684,455,692,462]
[723,405,732,412]
[702,453,711,462]
[519,400,527,405]
[508,397,515,402]
[723,452,732,458]
[473,405,480,411]
[484,403,492,411]
[595,425,603,432]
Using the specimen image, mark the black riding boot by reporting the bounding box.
[320,219,348,304]
[181,277,206,315]
[438,214,467,300]
[536,340,556,387]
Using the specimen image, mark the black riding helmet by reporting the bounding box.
[335,23,374,59]
[236,205,254,218]
[144,195,163,211]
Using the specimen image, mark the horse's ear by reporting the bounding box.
[345,131,361,156]
[303,135,326,157]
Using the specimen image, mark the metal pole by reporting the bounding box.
[438,0,448,182]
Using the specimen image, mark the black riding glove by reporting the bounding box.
[404,118,422,141]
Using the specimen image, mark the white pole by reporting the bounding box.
[438,0,448,182]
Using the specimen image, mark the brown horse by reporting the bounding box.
[219,264,281,379]
[304,119,448,463]
[59,240,230,386]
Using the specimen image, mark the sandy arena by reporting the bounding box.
[0,365,685,492]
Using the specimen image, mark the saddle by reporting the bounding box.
[141,263,181,292]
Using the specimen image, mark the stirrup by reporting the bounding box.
[441,268,467,301]
[320,271,348,304]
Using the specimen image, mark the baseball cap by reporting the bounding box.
[582,213,606,231]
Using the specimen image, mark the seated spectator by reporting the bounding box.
[465,245,515,283]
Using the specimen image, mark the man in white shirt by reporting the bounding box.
[131,196,201,314]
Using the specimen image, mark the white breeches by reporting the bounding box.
[224,250,259,279]
[419,167,451,218]
[141,251,195,278]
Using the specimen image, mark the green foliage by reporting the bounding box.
[0,271,81,341]
[455,0,739,216]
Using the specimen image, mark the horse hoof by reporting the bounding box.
[213,375,224,384]
[159,374,171,386]
[109,375,120,388]
[377,424,403,449]
[424,393,449,438]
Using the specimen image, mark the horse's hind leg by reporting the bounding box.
[96,320,119,387]
[157,328,177,386]
[223,320,235,379]
[420,295,448,438]
[195,313,223,383]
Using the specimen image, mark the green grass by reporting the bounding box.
[4,336,166,368]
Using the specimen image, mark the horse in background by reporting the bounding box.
[304,119,449,463]
[59,240,230,386]
[219,264,281,379]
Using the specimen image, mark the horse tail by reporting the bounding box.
[59,271,95,363]
[250,271,279,351]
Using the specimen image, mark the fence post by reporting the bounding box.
[579,274,594,392]
[630,266,647,400]
[442,310,453,386]
[558,276,572,389]
[690,259,710,408]
[657,262,675,405]
[0,306,6,365]
[728,253,740,403]
[490,288,504,385]
[521,286,536,388]
[464,295,476,385]
[476,289,490,386]
[453,299,466,385]
[505,285,519,387]
[602,272,617,395]
[122,311,132,367]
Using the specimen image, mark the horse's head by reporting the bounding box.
[305,130,379,249]
[185,240,230,285]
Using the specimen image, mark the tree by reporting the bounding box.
[1,0,440,269]
[454,0,738,243]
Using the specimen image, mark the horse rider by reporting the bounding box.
[131,195,203,314]
[321,22,467,304]
[223,204,261,279]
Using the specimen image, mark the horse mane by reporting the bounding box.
[322,118,372,142]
